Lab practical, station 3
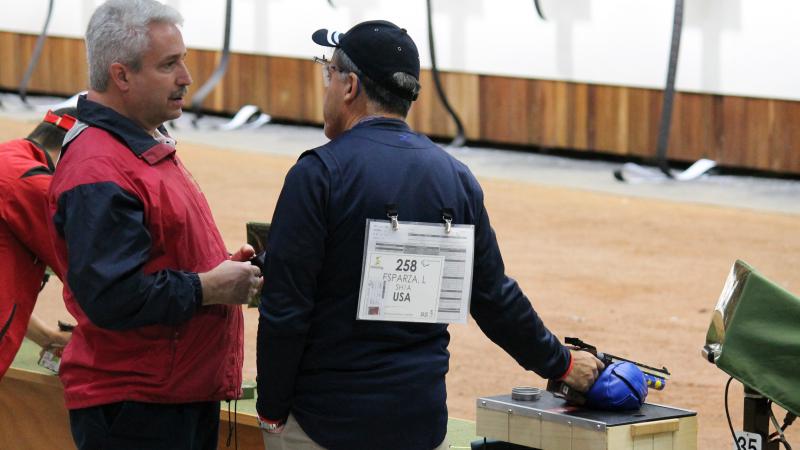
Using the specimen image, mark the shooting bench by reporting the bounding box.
[476,391,697,450]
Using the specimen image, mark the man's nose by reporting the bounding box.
[177,60,192,86]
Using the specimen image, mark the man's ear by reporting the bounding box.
[343,72,360,103]
[109,62,131,92]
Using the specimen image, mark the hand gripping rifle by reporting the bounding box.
[546,337,671,405]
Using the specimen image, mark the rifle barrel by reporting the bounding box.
[600,352,671,379]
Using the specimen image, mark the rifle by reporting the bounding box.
[546,337,671,405]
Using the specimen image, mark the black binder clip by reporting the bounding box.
[442,208,454,234]
[385,204,399,231]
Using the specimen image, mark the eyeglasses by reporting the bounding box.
[313,56,350,87]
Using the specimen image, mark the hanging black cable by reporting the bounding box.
[19,0,55,105]
[533,0,546,20]
[327,0,335,7]
[426,0,466,147]
[654,0,684,177]
[726,377,747,450]
[191,0,233,126]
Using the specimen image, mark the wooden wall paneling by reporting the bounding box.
[17,34,40,91]
[221,52,277,116]
[54,36,88,94]
[719,95,748,169]
[585,84,600,152]
[408,70,449,138]
[567,82,590,150]
[232,52,271,115]
[720,96,772,171]
[35,34,57,93]
[536,79,558,148]
[615,87,630,155]
[668,92,722,163]
[200,49,232,112]
[720,96,772,170]
[407,70,432,136]
[185,48,220,111]
[478,75,530,145]
[0,32,21,88]
[310,60,326,123]
[38,37,79,95]
[523,78,543,146]
[747,98,775,171]
[788,104,800,173]
[708,95,726,164]
[588,84,629,155]
[625,87,659,158]
[0,32,10,86]
[437,71,481,141]
[270,57,321,123]
[554,80,572,148]
[408,70,479,140]
[8,33,30,90]
[1,32,799,174]
[761,100,778,171]
[266,56,310,121]
[0,33,86,96]
[32,35,54,93]
[18,34,36,90]
[538,80,572,149]
[218,51,241,112]
[768,100,800,173]
[448,71,481,141]
[299,58,324,123]
[209,53,227,111]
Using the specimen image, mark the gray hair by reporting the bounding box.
[86,0,183,91]
[333,49,420,117]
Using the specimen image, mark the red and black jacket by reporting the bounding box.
[0,139,58,378]
[48,96,243,409]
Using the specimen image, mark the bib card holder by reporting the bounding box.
[357,211,474,324]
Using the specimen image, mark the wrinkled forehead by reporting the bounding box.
[143,21,187,60]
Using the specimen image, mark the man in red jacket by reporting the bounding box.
[0,108,76,379]
[47,1,262,449]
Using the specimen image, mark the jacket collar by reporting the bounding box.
[76,95,175,164]
[351,116,411,132]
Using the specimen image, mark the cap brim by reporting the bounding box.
[312,28,343,47]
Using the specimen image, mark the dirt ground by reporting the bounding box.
[5,116,798,450]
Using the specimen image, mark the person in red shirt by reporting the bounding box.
[47,1,262,449]
[0,108,77,378]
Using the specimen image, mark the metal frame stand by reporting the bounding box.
[743,387,779,450]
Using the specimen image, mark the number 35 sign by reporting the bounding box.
[733,431,762,450]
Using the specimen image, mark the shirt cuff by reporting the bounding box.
[556,351,574,381]
[188,272,203,308]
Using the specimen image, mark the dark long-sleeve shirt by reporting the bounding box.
[257,117,569,450]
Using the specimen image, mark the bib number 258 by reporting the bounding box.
[395,259,417,272]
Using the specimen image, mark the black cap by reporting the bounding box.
[312,20,420,101]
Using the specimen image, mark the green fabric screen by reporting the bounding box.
[706,260,800,416]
